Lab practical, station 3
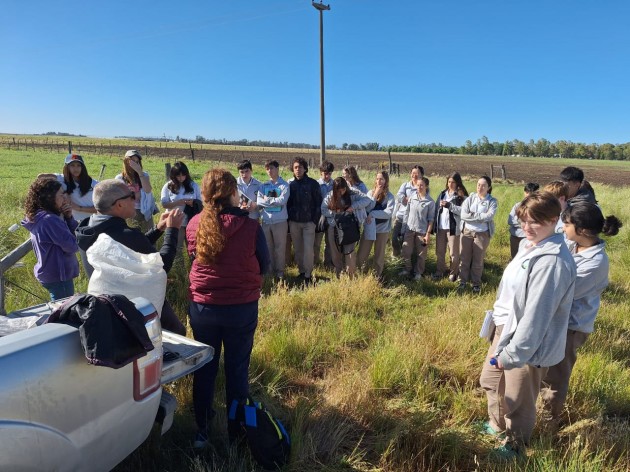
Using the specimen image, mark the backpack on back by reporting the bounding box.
[333,211,361,254]
[228,398,290,470]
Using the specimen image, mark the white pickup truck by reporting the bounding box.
[0,297,213,472]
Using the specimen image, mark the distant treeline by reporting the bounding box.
[360,136,630,161]
[187,135,630,161]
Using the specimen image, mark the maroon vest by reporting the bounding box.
[187,213,262,305]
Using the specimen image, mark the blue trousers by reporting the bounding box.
[189,300,258,432]
[41,279,74,301]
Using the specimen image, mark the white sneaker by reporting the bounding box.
[414,273,423,281]
[399,270,409,276]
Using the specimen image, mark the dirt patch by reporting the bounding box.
[20,141,630,186]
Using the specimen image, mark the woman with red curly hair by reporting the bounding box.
[185,168,269,449]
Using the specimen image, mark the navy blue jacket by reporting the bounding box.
[287,174,322,225]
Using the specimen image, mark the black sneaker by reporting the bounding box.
[472,285,481,294]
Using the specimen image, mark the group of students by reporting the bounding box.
[229,157,398,282]
[20,154,623,459]
[479,168,622,459]
[24,150,201,299]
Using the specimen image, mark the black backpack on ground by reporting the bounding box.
[228,397,291,470]
[333,211,361,253]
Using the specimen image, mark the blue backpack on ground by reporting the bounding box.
[228,397,291,470]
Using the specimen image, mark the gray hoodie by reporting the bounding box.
[496,233,577,369]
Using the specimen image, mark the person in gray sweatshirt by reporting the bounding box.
[540,201,622,425]
[458,175,498,294]
[480,191,576,460]
[400,177,435,279]
[257,160,290,279]
[392,165,424,257]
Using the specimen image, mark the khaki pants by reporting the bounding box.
[504,364,548,446]
[263,221,288,277]
[540,330,590,419]
[327,225,356,277]
[458,228,490,285]
[402,230,428,275]
[479,325,506,432]
[357,232,389,277]
[435,229,460,277]
[289,221,316,278]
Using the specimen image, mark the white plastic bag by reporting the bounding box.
[87,234,166,316]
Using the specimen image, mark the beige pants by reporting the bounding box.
[458,228,490,285]
[289,221,316,278]
[435,229,460,277]
[402,230,428,274]
[357,232,389,277]
[263,221,288,277]
[504,364,548,446]
[327,225,356,277]
[540,330,590,419]
[479,325,506,432]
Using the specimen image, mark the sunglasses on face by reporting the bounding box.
[113,191,135,204]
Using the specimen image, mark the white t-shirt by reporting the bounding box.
[55,174,98,222]
[438,191,457,230]
[160,180,201,225]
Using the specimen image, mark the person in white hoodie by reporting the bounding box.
[540,201,622,425]
[400,177,435,280]
[357,170,395,278]
[480,191,576,459]
[391,166,424,257]
[458,175,498,294]
[257,160,290,279]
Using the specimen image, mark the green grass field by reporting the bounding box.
[1,148,630,471]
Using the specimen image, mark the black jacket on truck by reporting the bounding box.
[47,294,153,368]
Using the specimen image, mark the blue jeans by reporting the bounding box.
[189,300,258,432]
[41,280,75,301]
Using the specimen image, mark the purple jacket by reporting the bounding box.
[21,210,80,284]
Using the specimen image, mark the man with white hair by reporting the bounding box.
[76,179,186,335]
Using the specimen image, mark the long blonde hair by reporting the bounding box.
[196,168,237,264]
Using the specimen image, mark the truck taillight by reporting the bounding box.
[133,310,163,401]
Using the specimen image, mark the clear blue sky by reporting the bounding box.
[2,1,629,147]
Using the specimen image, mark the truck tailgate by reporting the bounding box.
[161,330,213,384]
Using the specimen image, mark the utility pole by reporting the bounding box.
[312,1,330,165]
